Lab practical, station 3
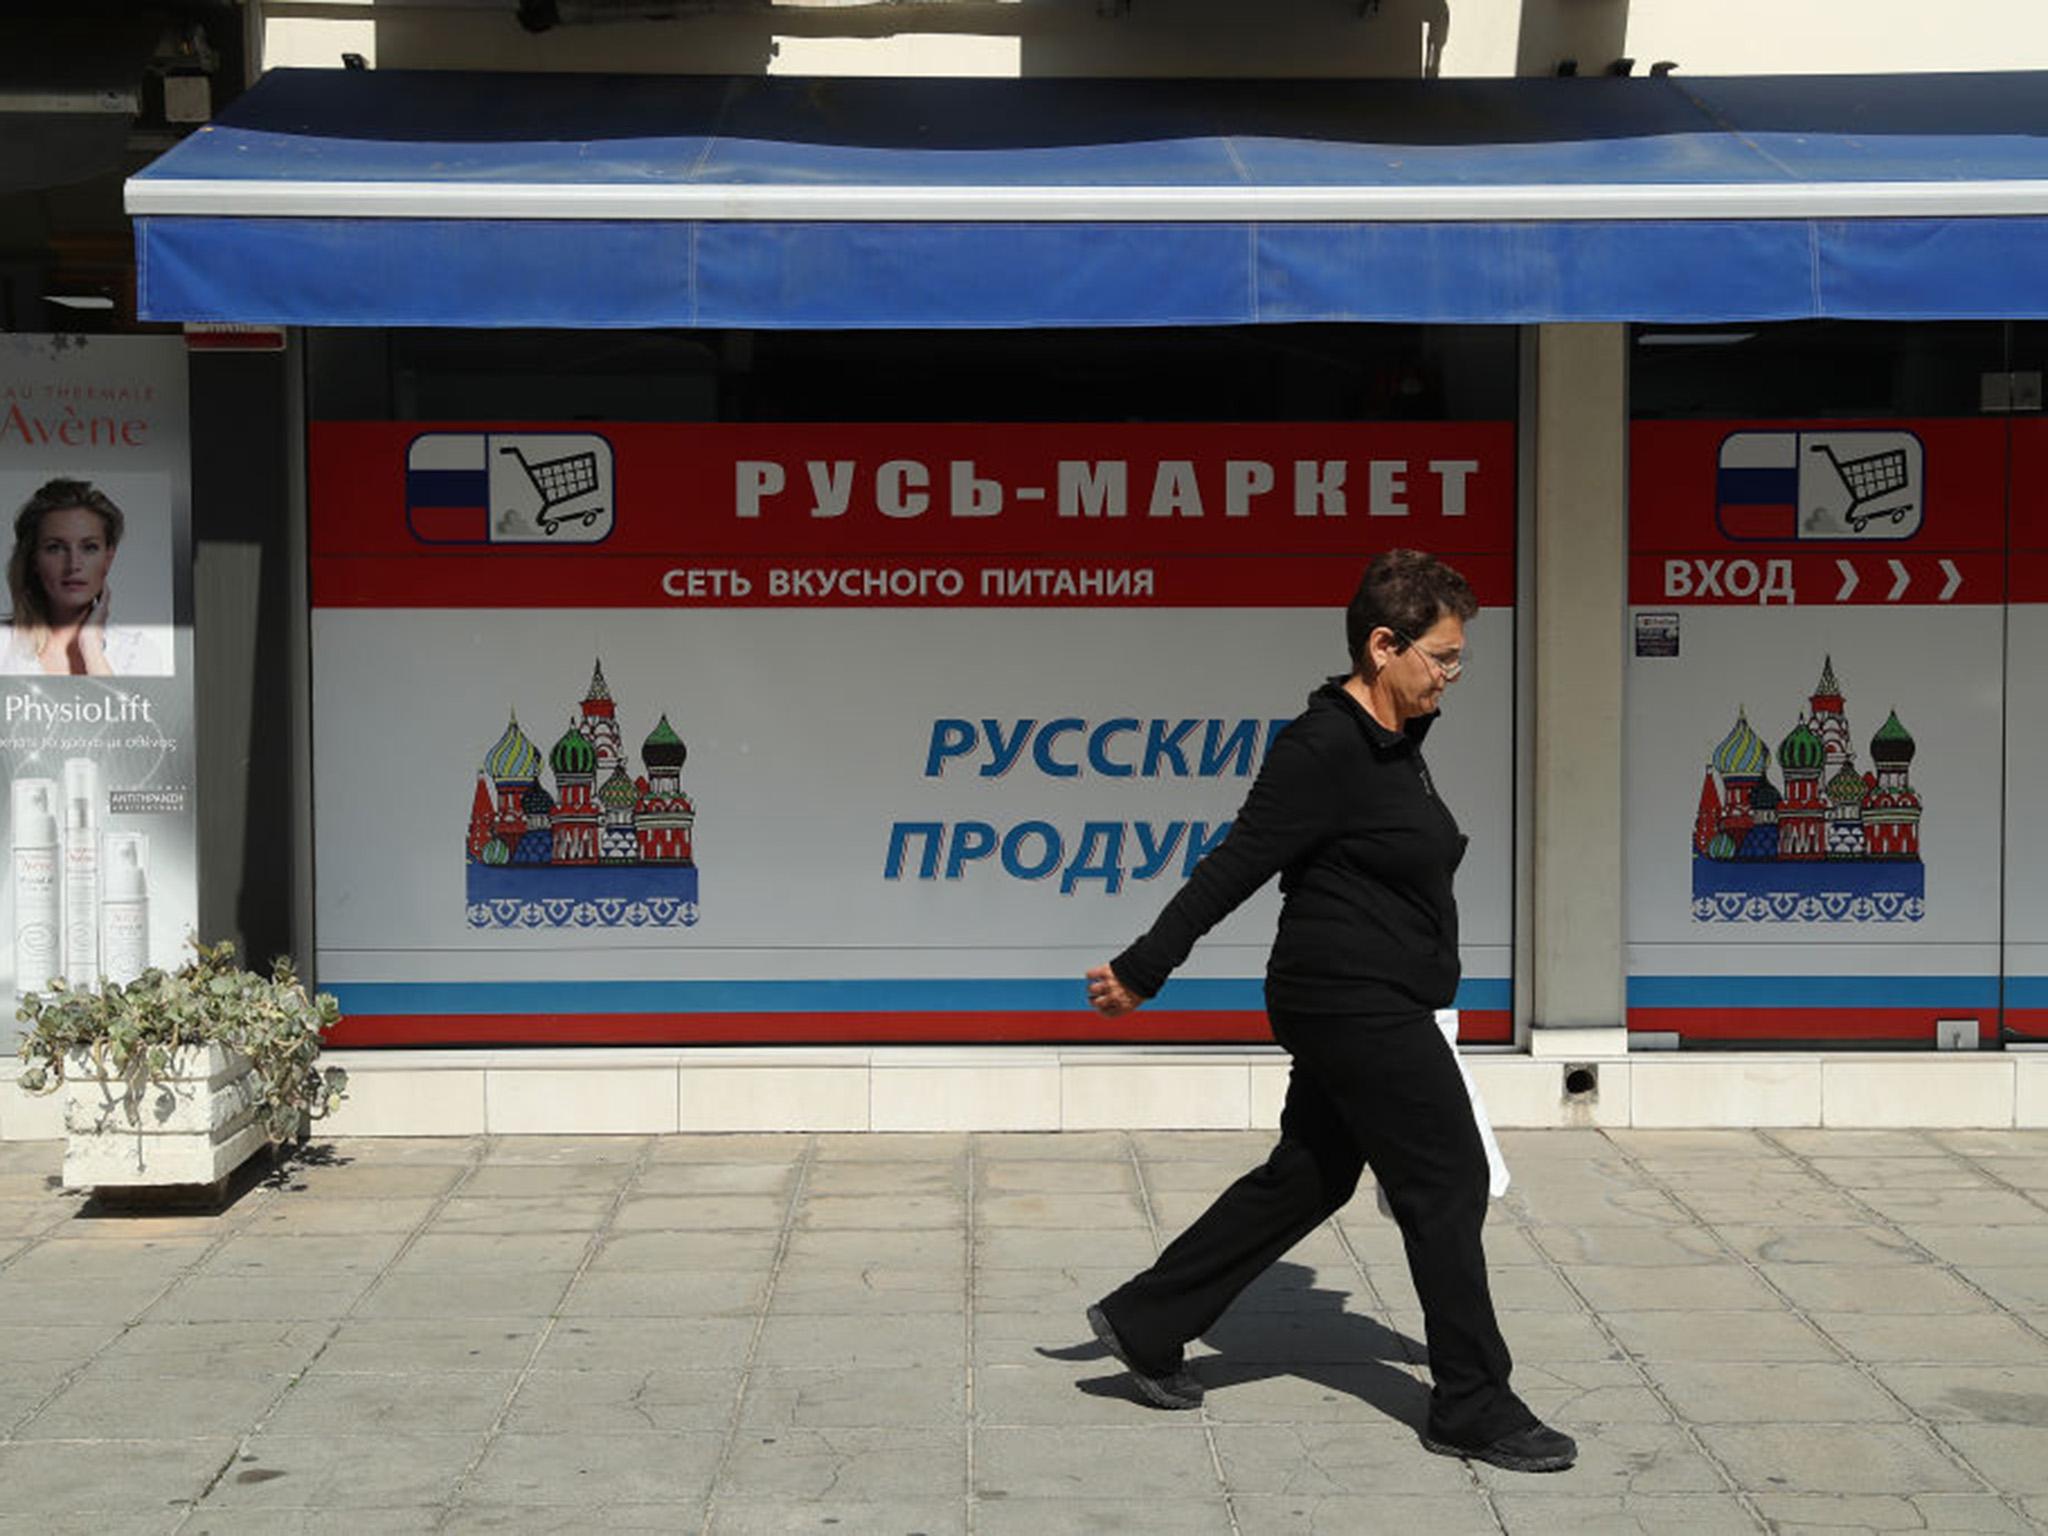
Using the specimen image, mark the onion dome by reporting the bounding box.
[1708,832,1738,860]
[1779,721,1825,775]
[484,712,542,783]
[482,838,510,866]
[1827,763,1869,805]
[1711,711,1769,779]
[643,714,688,771]
[550,724,597,777]
[1871,710,1917,766]
[1750,779,1781,812]
[521,783,554,817]
[599,766,637,810]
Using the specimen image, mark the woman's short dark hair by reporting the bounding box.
[1344,548,1477,676]
[8,478,126,633]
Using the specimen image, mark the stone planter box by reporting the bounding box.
[60,1043,267,1190]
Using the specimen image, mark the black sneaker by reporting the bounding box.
[1085,1303,1204,1410]
[1422,1421,1577,1473]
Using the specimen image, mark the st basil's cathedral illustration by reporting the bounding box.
[1692,657,1924,922]
[464,660,700,928]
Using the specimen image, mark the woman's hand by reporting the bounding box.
[78,588,113,676]
[1086,963,1144,1018]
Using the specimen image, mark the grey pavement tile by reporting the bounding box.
[1134,1159,1260,1193]
[1199,1309,1422,1366]
[974,1423,1219,1501]
[592,1228,781,1273]
[737,1365,962,1428]
[1559,1263,1787,1313]
[974,1131,1130,1161]
[203,1435,487,1509]
[785,1227,964,1270]
[1474,1224,1551,1266]
[0,1139,63,1172]
[1479,1264,1586,1312]
[0,1438,238,1511]
[52,1208,244,1241]
[17,1369,285,1439]
[1937,1424,2048,1494]
[975,1498,1233,1535]
[1771,1130,1940,1159]
[1644,1360,1907,1424]
[975,1226,1157,1270]
[242,1197,438,1235]
[1852,1187,2047,1226]
[310,1137,485,1165]
[1234,1493,1500,1535]
[978,1159,1137,1195]
[502,1366,740,1434]
[1150,1190,1250,1230]
[1930,1131,2048,1158]
[972,1310,1113,1369]
[1804,1155,1999,1190]
[319,1317,544,1374]
[4,1234,213,1281]
[1972,1157,2048,1190]
[1500,1186,1692,1227]
[1472,1308,1625,1364]
[144,1275,370,1324]
[427,1195,617,1234]
[1489,1493,1764,1535]
[89,1319,330,1376]
[813,1132,968,1161]
[976,1358,1212,1425]
[705,1500,963,1535]
[1469,1423,1724,1494]
[798,1193,965,1231]
[1893,1223,2048,1268]
[1874,1364,2048,1425]
[1527,1225,1725,1267]
[263,1369,519,1436]
[461,1429,722,1505]
[714,1424,965,1500]
[805,1160,964,1196]
[611,1194,792,1231]
[1751,1492,2036,1535]
[564,1268,767,1317]
[1697,1422,1981,1495]
[1602,1309,1836,1363]
[1196,1361,1430,1425]
[534,1316,758,1371]
[1606,1130,1783,1159]
[262,1163,469,1199]
[478,1135,652,1165]
[353,1271,573,1320]
[1661,1188,1874,1227]
[1809,1310,2048,1365]
[973,1264,1168,1313]
[0,1201,82,1237]
[1708,1224,1925,1267]
[1757,1261,1998,1315]
[1132,1130,1270,1159]
[178,1512,443,1535]
[1508,1359,1673,1426]
[0,1318,125,1364]
[1968,1267,2048,1311]
[633,1162,798,1196]
[755,1311,966,1371]
[1210,1422,1475,1496]
[445,1507,704,1533]
[198,1232,409,1279]
[646,1133,808,1163]
[454,1163,634,1199]
[0,1515,185,1536]
[1603,1163,1820,1195]
[770,1268,963,1316]
[0,1277,166,1322]
[386,1231,592,1274]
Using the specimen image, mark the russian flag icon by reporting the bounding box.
[406,434,491,544]
[1715,432,1799,541]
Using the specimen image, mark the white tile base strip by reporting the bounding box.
[10,1048,2042,1137]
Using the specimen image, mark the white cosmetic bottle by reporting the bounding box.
[11,778,61,1001]
[61,758,100,986]
[101,832,150,987]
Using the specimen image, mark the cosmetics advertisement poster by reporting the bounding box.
[0,336,197,1049]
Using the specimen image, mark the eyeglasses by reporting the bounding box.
[1391,629,1465,682]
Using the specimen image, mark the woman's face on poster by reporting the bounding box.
[32,506,115,620]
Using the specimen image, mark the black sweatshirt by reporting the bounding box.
[1111,679,1468,1021]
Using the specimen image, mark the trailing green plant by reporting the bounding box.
[15,939,347,1143]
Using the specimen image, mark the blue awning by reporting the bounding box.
[128,70,2048,328]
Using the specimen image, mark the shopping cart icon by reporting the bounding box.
[499,443,607,535]
[1809,441,1914,533]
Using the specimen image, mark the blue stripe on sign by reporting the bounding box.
[405,469,490,507]
[325,975,1514,1017]
[2006,977,2048,1008]
[1629,975,2001,1009]
[1715,466,1800,505]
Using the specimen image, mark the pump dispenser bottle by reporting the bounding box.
[61,758,100,985]
[12,778,61,1001]
[101,832,149,986]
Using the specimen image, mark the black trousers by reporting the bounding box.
[1096,1008,1533,1444]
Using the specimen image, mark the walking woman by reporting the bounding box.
[1083,548,1575,1473]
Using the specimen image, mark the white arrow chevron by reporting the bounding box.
[1939,558,1961,601]
[1887,559,1910,601]
[1835,559,1858,601]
